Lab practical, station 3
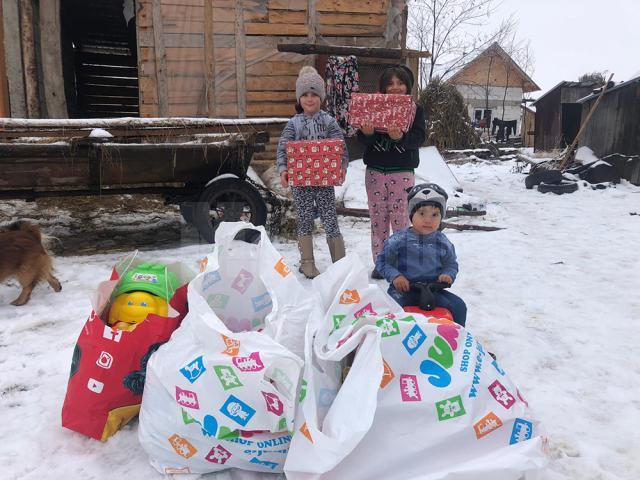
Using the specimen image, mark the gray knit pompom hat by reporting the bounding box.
[295,66,326,103]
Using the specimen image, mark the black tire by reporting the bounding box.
[537,181,578,195]
[195,178,267,243]
[525,169,562,189]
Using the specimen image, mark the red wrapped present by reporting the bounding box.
[286,139,346,187]
[348,93,417,133]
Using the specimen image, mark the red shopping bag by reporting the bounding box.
[61,266,189,441]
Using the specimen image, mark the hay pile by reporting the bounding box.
[418,78,480,150]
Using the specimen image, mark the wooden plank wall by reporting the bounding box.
[137,0,394,118]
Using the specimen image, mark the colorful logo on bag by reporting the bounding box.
[339,289,360,304]
[278,417,288,431]
[250,457,279,470]
[332,314,346,332]
[510,418,533,444]
[220,395,256,427]
[201,415,219,437]
[492,358,505,376]
[208,293,230,309]
[180,356,206,383]
[299,422,313,442]
[87,377,104,394]
[380,358,395,389]
[96,351,113,369]
[175,386,200,409]
[262,391,284,415]
[437,323,460,351]
[402,324,427,355]
[168,434,197,459]
[213,365,243,390]
[489,380,516,409]
[376,317,400,337]
[221,334,240,356]
[198,256,208,273]
[102,325,122,342]
[400,374,422,402]
[474,412,503,439]
[354,302,377,319]
[202,271,222,291]
[275,258,291,277]
[231,269,254,294]
[233,352,264,372]
[421,335,457,388]
[436,395,466,421]
[252,292,272,312]
[205,444,232,464]
[516,388,529,407]
[299,379,308,402]
[181,408,198,425]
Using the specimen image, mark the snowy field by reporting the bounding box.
[1,157,639,479]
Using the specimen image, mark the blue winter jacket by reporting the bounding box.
[375,228,459,293]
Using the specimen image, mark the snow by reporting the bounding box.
[88,128,113,138]
[1,158,640,479]
[575,146,600,164]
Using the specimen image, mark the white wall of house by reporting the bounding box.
[455,84,523,130]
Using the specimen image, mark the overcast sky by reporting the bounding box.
[489,0,640,97]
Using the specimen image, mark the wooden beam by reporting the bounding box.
[203,0,216,117]
[0,0,10,117]
[19,0,40,118]
[307,0,317,44]
[234,1,246,118]
[277,43,430,59]
[151,0,169,116]
[2,0,26,117]
[39,0,67,118]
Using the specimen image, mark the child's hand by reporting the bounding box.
[388,126,403,140]
[280,171,289,188]
[393,275,410,292]
[438,274,453,285]
[360,121,375,136]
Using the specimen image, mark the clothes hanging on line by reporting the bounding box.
[325,55,359,137]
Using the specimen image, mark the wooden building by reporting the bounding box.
[448,42,539,132]
[1,0,419,120]
[531,80,601,152]
[577,75,640,158]
[521,104,535,148]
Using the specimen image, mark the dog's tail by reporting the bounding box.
[9,220,42,242]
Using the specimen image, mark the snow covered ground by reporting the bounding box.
[1,158,639,479]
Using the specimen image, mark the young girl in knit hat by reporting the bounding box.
[357,65,426,279]
[276,66,349,279]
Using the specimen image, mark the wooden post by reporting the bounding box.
[307,0,317,44]
[559,73,615,170]
[203,0,216,117]
[0,0,10,116]
[2,0,26,117]
[40,0,67,118]
[19,0,40,118]
[151,0,169,116]
[234,1,246,118]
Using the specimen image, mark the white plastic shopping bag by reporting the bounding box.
[138,222,313,476]
[285,255,548,480]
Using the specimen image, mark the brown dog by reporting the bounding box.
[0,221,62,306]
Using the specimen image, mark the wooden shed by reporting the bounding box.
[531,80,602,152]
[1,0,420,120]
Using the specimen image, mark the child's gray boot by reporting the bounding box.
[326,235,346,263]
[298,235,320,279]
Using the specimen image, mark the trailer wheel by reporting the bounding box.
[195,178,267,243]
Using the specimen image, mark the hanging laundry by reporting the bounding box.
[325,55,360,137]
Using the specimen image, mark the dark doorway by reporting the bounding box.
[561,103,582,147]
[61,0,139,118]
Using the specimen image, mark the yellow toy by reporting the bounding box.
[107,291,169,331]
[106,263,179,331]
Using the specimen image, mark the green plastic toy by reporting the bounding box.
[113,263,179,301]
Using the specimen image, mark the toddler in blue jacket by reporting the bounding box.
[375,183,467,326]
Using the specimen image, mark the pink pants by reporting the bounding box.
[365,168,415,262]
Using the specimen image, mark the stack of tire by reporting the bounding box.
[525,169,578,194]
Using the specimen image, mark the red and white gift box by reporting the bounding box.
[286,139,346,187]
[348,93,417,133]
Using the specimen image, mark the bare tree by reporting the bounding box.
[407,0,516,85]
[499,34,534,120]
